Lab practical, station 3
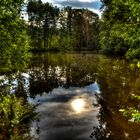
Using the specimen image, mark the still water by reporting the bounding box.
[1,53,140,140]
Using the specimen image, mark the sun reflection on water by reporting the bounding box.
[71,98,85,113]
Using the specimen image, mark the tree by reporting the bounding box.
[27,1,99,51]
[58,7,99,51]
[100,0,140,58]
[0,0,30,72]
[28,0,59,50]
[27,0,44,49]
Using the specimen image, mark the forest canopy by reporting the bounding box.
[27,0,99,51]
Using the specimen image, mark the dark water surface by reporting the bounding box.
[1,53,140,140]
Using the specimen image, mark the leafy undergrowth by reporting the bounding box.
[0,93,36,140]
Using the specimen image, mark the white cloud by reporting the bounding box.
[78,0,97,2]
[41,0,101,17]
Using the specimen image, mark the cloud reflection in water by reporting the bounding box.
[29,85,101,140]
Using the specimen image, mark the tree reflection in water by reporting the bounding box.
[1,53,140,139]
[90,55,140,140]
[29,53,98,97]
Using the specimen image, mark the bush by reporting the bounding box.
[0,93,35,139]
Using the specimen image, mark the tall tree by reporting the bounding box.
[27,1,99,51]
[28,0,59,49]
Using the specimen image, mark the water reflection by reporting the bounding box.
[71,98,86,113]
[28,54,140,139]
[1,53,140,139]
[29,86,100,140]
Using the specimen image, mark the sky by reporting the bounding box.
[41,0,102,17]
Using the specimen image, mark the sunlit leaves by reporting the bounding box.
[0,0,30,73]
[100,0,140,58]
[137,62,140,68]
[119,108,140,123]
[0,93,34,138]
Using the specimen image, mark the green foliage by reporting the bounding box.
[59,35,76,51]
[0,0,30,72]
[48,35,60,51]
[100,0,140,58]
[27,1,99,51]
[119,108,140,123]
[28,0,59,49]
[0,93,34,139]
[119,93,140,123]
[0,1,33,138]
[137,62,140,68]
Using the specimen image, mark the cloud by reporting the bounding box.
[53,0,101,10]
[42,0,102,17]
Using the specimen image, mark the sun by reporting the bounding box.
[71,98,85,113]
